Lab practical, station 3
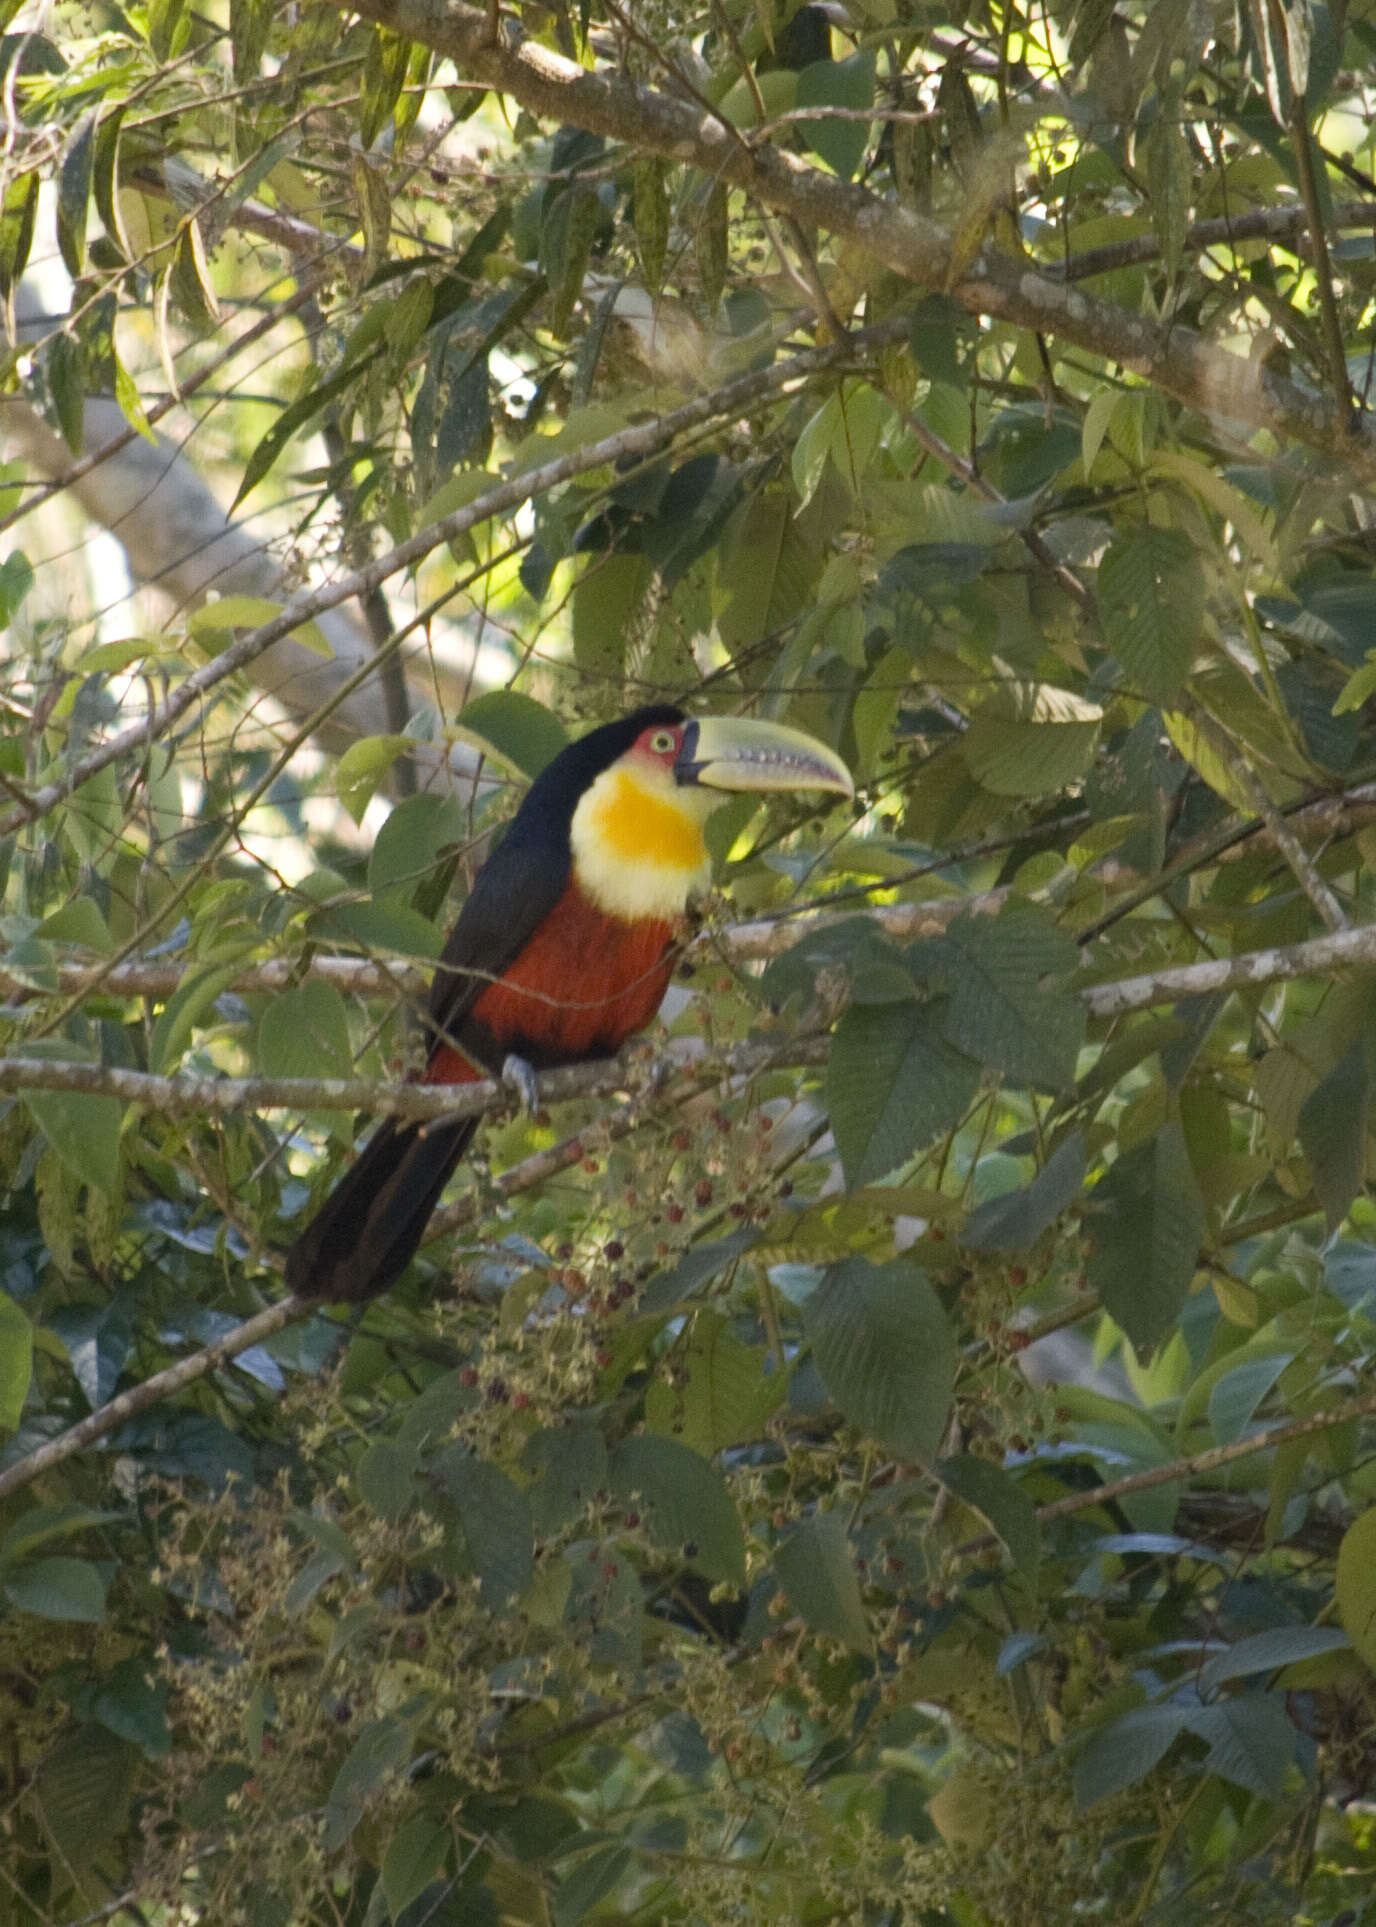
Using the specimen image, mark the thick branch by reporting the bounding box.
[332,0,1376,478]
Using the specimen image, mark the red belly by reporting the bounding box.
[424,885,676,1086]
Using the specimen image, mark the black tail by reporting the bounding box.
[284,1115,478,1303]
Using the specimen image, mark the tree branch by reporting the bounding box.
[331,0,1376,477]
[951,1387,1376,1564]
[0,319,905,841]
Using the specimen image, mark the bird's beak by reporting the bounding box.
[674,715,854,798]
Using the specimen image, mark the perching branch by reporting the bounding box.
[330,0,1376,478]
[0,1040,827,1502]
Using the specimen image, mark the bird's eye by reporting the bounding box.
[649,729,677,754]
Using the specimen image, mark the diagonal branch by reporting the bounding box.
[331,0,1376,477]
[0,319,903,842]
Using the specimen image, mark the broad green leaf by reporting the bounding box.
[34,1723,134,1873]
[0,170,39,298]
[4,1555,107,1622]
[38,896,113,953]
[1087,1122,1205,1351]
[805,1256,955,1461]
[827,999,980,1187]
[315,897,442,962]
[962,1131,1086,1250]
[1336,1507,1376,1673]
[572,552,648,683]
[333,734,411,823]
[91,1656,173,1757]
[1298,1041,1368,1231]
[0,1289,32,1429]
[525,1425,609,1537]
[774,1511,870,1649]
[187,593,330,657]
[916,900,1085,1090]
[430,1449,534,1603]
[454,690,570,779]
[1197,1626,1350,1698]
[356,1440,416,1522]
[1074,1704,1188,1807]
[643,1310,784,1455]
[936,1454,1040,1577]
[1206,1351,1290,1444]
[367,791,468,898]
[1098,524,1204,702]
[23,1088,122,1195]
[608,1434,746,1585]
[964,683,1102,797]
[323,1714,416,1849]
[1184,1696,1294,1800]
[552,1843,632,1927]
[45,1297,133,1408]
[796,51,876,179]
[257,980,354,1083]
[382,1813,449,1920]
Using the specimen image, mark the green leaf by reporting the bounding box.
[4,1555,108,1622]
[324,1714,415,1849]
[1074,1704,1188,1807]
[57,107,97,277]
[382,1813,449,1920]
[47,330,85,456]
[150,960,244,1073]
[1184,1696,1293,1800]
[333,734,411,823]
[0,170,39,298]
[917,900,1085,1090]
[38,895,113,953]
[1196,1626,1350,1698]
[1298,1040,1368,1232]
[356,1440,416,1522]
[257,980,354,1083]
[936,1454,1040,1577]
[962,1131,1086,1250]
[1087,1121,1205,1351]
[1206,1351,1289,1445]
[643,1310,784,1454]
[1098,524,1205,702]
[796,51,875,180]
[34,1723,134,1872]
[454,690,570,779]
[774,1511,870,1649]
[367,792,468,899]
[607,1434,746,1585]
[827,999,980,1188]
[0,1289,32,1429]
[429,1449,534,1603]
[314,896,442,962]
[0,1502,119,1568]
[91,1656,173,1757]
[23,1087,122,1195]
[524,1425,609,1538]
[553,1844,632,1927]
[805,1256,955,1461]
[1336,1507,1376,1673]
[963,683,1102,797]
[572,552,649,684]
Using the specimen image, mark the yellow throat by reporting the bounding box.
[569,764,715,923]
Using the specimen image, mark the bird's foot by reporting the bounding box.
[501,1052,542,1115]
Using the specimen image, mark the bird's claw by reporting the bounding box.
[501,1052,542,1115]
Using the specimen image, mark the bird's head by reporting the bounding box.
[568,706,853,922]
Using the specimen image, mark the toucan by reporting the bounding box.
[285,706,853,1303]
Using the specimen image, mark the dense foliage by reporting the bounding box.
[6,0,1376,1919]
